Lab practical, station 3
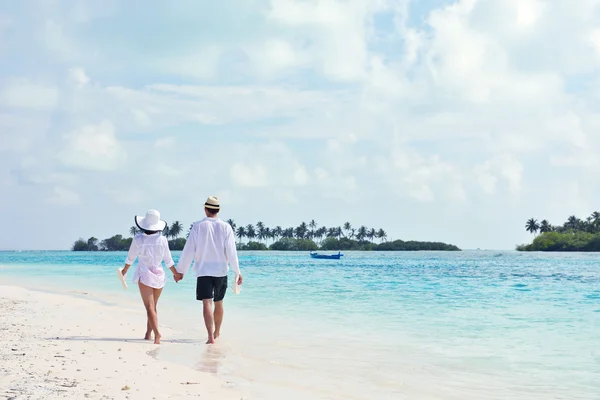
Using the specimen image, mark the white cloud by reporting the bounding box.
[155,137,175,148]
[243,38,305,78]
[475,155,523,195]
[47,187,80,205]
[5,0,600,250]
[265,0,380,81]
[68,67,89,88]
[293,164,309,186]
[0,113,50,152]
[0,78,58,109]
[154,45,222,80]
[44,19,77,59]
[230,163,269,187]
[60,120,126,171]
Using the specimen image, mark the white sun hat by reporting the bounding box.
[134,209,167,232]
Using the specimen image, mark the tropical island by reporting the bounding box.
[72,220,461,252]
[517,212,600,251]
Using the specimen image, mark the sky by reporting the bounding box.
[1,0,600,251]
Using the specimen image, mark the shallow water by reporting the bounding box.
[1,250,599,399]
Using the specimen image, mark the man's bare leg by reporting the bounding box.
[213,301,224,340]
[203,299,215,344]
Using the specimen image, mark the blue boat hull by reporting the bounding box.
[310,252,343,259]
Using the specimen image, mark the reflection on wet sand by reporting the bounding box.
[145,340,229,376]
[194,343,227,374]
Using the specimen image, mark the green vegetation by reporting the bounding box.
[517,212,600,251]
[72,219,460,252]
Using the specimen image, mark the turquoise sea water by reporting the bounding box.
[1,250,599,399]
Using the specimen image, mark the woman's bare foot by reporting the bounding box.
[206,335,215,344]
[213,330,220,340]
[144,331,152,340]
[154,334,161,345]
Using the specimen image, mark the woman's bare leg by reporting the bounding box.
[144,287,163,340]
[138,282,161,344]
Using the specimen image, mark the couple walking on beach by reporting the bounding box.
[120,196,243,345]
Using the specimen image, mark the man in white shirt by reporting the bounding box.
[175,196,243,344]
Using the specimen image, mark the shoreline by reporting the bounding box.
[0,284,242,400]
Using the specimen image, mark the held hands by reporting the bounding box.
[173,272,183,283]
[236,274,243,285]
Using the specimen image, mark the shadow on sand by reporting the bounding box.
[46,336,204,344]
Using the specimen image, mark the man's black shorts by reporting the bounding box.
[196,276,228,301]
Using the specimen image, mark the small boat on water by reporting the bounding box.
[310,251,343,260]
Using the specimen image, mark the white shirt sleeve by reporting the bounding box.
[125,237,138,265]
[225,225,241,275]
[176,225,196,275]
[162,236,175,267]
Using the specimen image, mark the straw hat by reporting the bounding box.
[204,196,220,210]
[134,209,167,231]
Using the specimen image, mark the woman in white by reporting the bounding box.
[120,209,179,344]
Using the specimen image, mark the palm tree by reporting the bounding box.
[539,220,551,233]
[316,227,327,244]
[129,226,139,236]
[163,223,171,239]
[525,218,539,235]
[246,224,256,242]
[367,228,376,242]
[186,223,194,238]
[236,226,246,244]
[255,222,265,243]
[592,211,600,233]
[283,227,294,238]
[227,219,236,232]
[273,226,283,242]
[327,227,337,239]
[376,229,387,243]
[309,220,317,238]
[565,215,579,231]
[357,226,368,241]
[170,221,183,239]
[296,222,308,239]
[87,237,99,251]
[343,222,351,238]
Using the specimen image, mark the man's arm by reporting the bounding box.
[224,225,242,284]
[176,224,197,276]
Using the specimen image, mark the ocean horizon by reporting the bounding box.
[1,250,598,399]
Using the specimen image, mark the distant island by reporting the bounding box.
[517,212,600,251]
[72,219,460,252]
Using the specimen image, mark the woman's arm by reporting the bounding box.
[122,263,131,276]
[163,237,182,282]
[122,237,138,275]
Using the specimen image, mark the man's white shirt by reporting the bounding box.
[176,217,241,278]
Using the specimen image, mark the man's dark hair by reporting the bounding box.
[205,207,219,216]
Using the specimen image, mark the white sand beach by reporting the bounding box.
[0,285,242,400]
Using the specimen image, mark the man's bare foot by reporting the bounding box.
[213,330,220,340]
[144,331,152,340]
[206,336,215,344]
[154,334,161,345]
